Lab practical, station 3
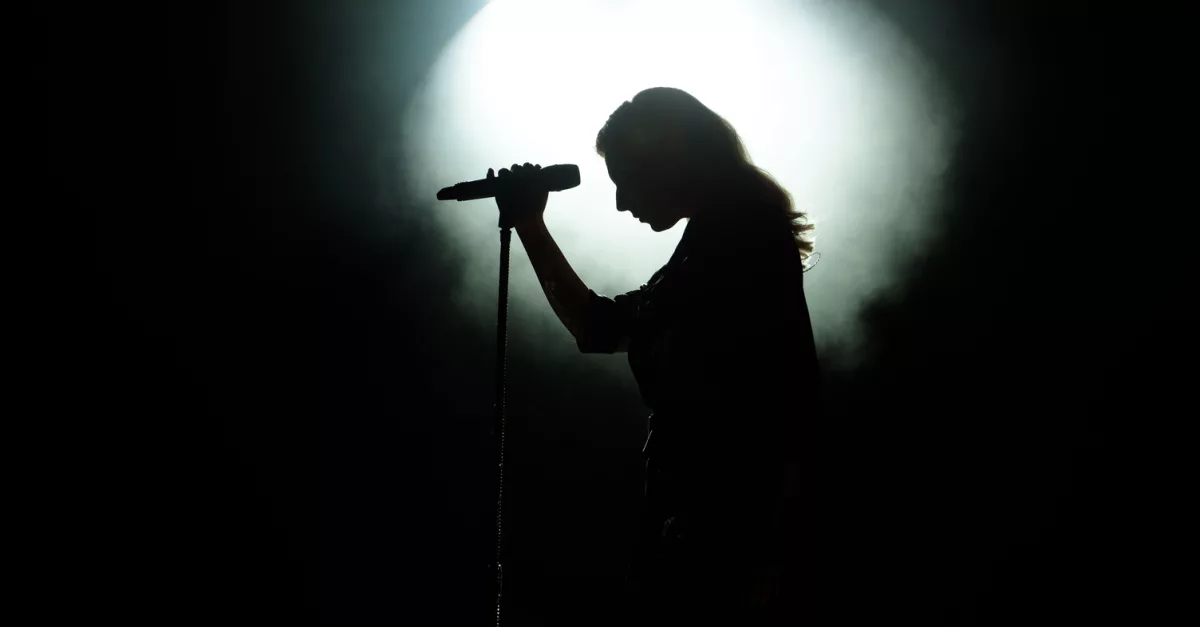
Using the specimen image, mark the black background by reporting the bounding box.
[56,1,1183,624]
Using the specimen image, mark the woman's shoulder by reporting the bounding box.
[688,201,792,256]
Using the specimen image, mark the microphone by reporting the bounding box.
[436,164,580,201]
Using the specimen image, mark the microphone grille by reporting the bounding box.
[542,164,581,192]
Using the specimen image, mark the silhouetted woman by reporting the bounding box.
[489,87,820,626]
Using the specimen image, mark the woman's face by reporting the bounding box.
[606,155,693,232]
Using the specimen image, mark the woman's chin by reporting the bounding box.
[645,216,682,232]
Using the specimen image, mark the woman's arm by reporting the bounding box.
[515,217,591,341]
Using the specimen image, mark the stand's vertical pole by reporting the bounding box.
[490,226,512,627]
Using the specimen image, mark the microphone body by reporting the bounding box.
[437,164,580,201]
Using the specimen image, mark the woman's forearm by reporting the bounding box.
[515,218,591,340]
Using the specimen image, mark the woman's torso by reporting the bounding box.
[626,203,818,415]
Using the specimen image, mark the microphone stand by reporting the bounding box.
[487,222,511,627]
[440,166,580,626]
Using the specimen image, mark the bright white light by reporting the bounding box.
[402,0,957,363]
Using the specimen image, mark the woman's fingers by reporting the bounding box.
[498,162,542,176]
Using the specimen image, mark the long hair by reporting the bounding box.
[594,87,815,259]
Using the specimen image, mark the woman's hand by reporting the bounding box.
[491,162,549,230]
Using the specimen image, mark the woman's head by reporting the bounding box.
[595,87,814,257]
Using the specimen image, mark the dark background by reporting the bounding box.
[57,1,1182,625]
